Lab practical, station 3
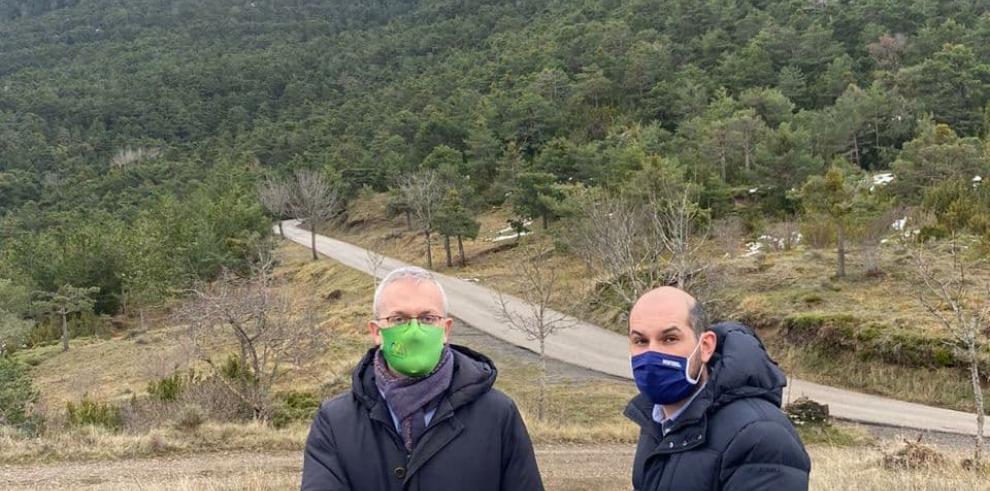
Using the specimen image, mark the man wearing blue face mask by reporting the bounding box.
[624,287,810,491]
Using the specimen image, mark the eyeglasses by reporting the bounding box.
[375,314,445,327]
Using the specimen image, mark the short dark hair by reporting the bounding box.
[688,301,709,337]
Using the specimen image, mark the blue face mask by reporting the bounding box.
[631,342,702,405]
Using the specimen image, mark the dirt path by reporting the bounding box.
[0,445,634,491]
[280,220,982,436]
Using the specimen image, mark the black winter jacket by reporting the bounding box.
[301,344,543,491]
[624,322,811,491]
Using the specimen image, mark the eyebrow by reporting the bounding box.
[630,326,682,337]
[387,310,440,317]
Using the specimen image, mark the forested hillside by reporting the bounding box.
[1,0,989,346]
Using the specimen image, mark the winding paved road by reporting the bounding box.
[280,220,981,437]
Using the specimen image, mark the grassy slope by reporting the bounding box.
[328,192,990,412]
[9,234,984,491]
[9,240,638,453]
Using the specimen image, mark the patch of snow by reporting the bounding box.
[753,232,800,251]
[892,217,908,232]
[749,187,759,194]
[872,173,895,186]
[495,220,533,235]
[493,231,532,242]
[742,241,764,257]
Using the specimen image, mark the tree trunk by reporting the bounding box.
[542,212,549,230]
[405,210,413,231]
[310,227,318,260]
[852,134,861,168]
[538,339,547,422]
[457,235,466,266]
[61,310,69,352]
[719,142,727,181]
[874,122,880,151]
[139,308,146,330]
[425,230,433,270]
[444,235,453,267]
[277,220,284,237]
[969,337,986,464]
[836,220,846,278]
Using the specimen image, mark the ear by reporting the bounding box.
[369,321,383,345]
[441,317,453,342]
[699,331,717,363]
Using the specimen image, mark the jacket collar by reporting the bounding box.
[624,391,710,455]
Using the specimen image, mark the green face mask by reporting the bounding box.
[379,321,445,378]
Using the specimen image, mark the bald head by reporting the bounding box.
[629,287,708,337]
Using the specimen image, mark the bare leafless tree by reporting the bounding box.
[856,206,903,276]
[911,239,988,463]
[565,190,658,309]
[712,216,744,257]
[767,220,802,252]
[258,177,294,237]
[399,169,445,270]
[565,186,715,310]
[650,189,711,292]
[494,246,574,421]
[290,169,343,260]
[175,244,331,421]
[365,249,386,289]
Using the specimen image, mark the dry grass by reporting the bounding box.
[774,344,986,412]
[8,212,990,488]
[809,444,990,490]
[5,432,990,490]
[330,194,990,412]
[20,327,193,406]
[16,242,379,408]
[336,193,990,336]
[720,243,969,330]
[0,422,309,465]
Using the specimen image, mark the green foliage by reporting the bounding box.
[2,0,990,322]
[65,396,122,431]
[892,120,990,201]
[0,311,34,355]
[800,164,858,220]
[922,180,990,235]
[218,354,257,386]
[510,172,562,229]
[271,390,321,429]
[147,371,188,403]
[435,189,480,240]
[0,357,40,432]
[781,313,987,373]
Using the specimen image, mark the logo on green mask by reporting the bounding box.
[380,321,445,377]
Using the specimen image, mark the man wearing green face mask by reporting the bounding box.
[302,266,543,491]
